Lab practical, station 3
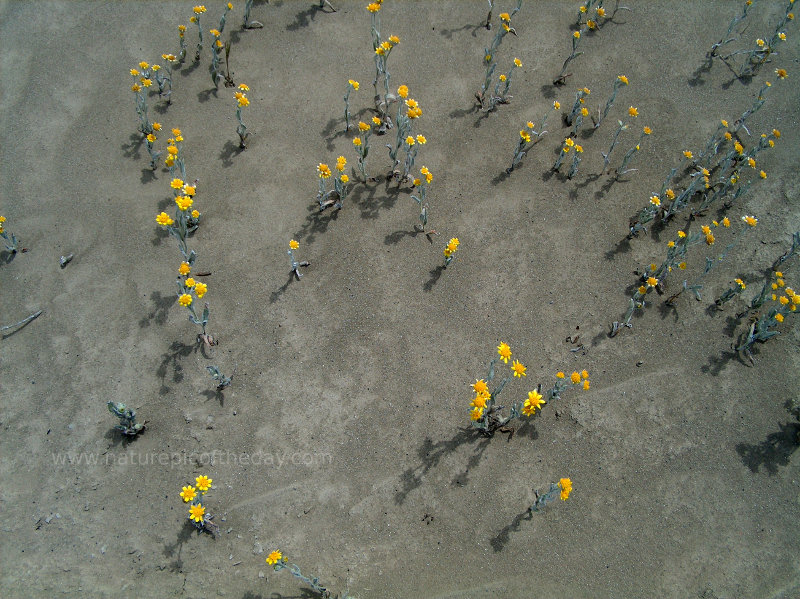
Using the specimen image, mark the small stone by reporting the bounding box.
[258,571,265,579]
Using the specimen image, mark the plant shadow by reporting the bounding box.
[156,340,198,395]
[139,290,176,328]
[395,427,491,505]
[735,419,799,475]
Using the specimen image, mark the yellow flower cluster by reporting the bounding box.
[420,166,433,184]
[443,236,459,259]
[317,163,332,179]
[405,98,422,119]
[336,155,347,171]
[558,477,573,500]
[234,83,250,108]
[521,389,545,416]
[266,550,283,565]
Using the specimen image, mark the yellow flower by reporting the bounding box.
[416,135,427,145]
[358,121,370,132]
[180,486,197,502]
[617,75,629,86]
[375,46,385,56]
[520,130,531,143]
[596,6,605,16]
[185,277,196,288]
[179,293,193,307]
[131,83,141,92]
[576,144,584,153]
[705,233,715,245]
[527,390,545,409]
[156,212,174,226]
[558,478,572,500]
[175,196,193,211]
[397,85,409,99]
[472,379,489,395]
[266,551,283,566]
[734,278,745,289]
[553,100,561,110]
[701,225,711,235]
[742,215,758,227]
[650,195,661,207]
[152,122,162,131]
[679,262,687,270]
[638,285,647,295]
[209,28,220,37]
[570,371,581,384]
[190,16,196,23]
[581,370,589,379]
[779,295,789,305]
[446,238,459,253]
[353,137,362,146]
[146,133,156,143]
[194,282,207,298]
[779,32,787,40]
[683,150,693,159]
[380,41,391,51]
[367,2,381,12]
[587,19,597,29]
[647,276,658,287]
[336,155,347,171]
[470,406,485,421]
[179,262,191,276]
[582,87,590,94]
[405,135,415,146]
[628,106,638,117]
[167,145,178,156]
[497,342,512,363]
[663,189,675,201]
[526,121,534,129]
[756,38,765,47]
[171,178,184,189]
[289,239,299,250]
[582,380,590,390]
[129,68,140,77]
[759,170,767,179]
[348,79,359,90]
[389,34,400,44]
[511,359,527,378]
[238,95,250,107]
[227,2,233,8]
[193,5,207,14]
[775,313,784,323]
[565,138,575,147]
[178,24,187,32]
[677,230,686,238]
[189,503,205,523]
[774,68,788,81]
[513,57,522,68]
[667,241,675,248]
[734,140,743,154]
[499,12,510,21]
[556,372,565,379]
[413,178,421,187]
[471,392,489,410]
[371,116,381,126]
[643,126,652,135]
[195,475,212,491]
[580,107,588,117]
[499,74,507,82]
[522,390,545,416]
[340,174,349,184]
[317,163,332,179]
[573,30,580,39]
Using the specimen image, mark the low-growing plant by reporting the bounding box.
[267,550,354,598]
[530,477,572,511]
[468,343,590,436]
[180,474,219,535]
[288,239,310,279]
[234,83,251,148]
[107,401,146,436]
[317,158,351,211]
[0,215,20,254]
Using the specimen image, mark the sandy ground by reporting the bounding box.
[1,1,799,597]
